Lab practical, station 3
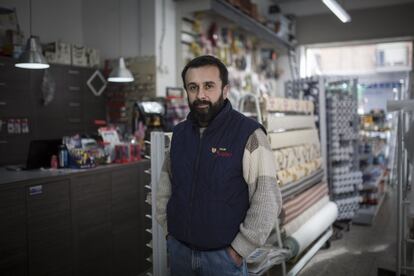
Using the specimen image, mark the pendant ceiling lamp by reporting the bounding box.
[108,0,134,83]
[322,0,351,23]
[15,0,49,69]
[108,57,134,82]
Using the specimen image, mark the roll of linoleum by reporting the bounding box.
[283,195,329,236]
[267,115,316,131]
[284,201,338,258]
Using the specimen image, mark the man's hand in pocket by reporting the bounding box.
[227,246,243,267]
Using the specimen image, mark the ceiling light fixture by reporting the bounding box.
[15,0,49,69]
[108,57,134,82]
[322,0,351,23]
[108,0,134,83]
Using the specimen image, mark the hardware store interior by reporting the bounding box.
[0,0,414,275]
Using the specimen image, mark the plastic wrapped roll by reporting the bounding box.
[283,195,329,236]
[282,182,328,224]
[267,115,316,131]
[284,201,338,258]
[268,129,319,150]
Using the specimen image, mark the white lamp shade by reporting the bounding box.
[108,57,134,82]
[15,36,50,69]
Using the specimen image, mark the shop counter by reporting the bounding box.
[0,160,152,276]
[0,161,146,186]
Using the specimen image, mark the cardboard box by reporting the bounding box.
[250,3,259,20]
[227,0,241,8]
[239,0,251,15]
[71,44,88,67]
[43,41,71,65]
[86,47,100,68]
[2,29,24,57]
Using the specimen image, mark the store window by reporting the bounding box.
[302,41,412,77]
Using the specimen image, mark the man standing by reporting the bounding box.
[156,55,282,276]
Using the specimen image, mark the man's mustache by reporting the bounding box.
[193,100,212,107]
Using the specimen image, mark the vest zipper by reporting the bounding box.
[187,133,203,241]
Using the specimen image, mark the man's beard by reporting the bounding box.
[188,92,225,126]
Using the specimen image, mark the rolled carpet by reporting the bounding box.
[267,115,316,131]
[281,168,324,200]
[284,201,338,258]
[268,129,319,150]
[281,181,329,225]
[283,195,330,237]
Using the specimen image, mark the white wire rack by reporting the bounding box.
[387,99,414,276]
[143,132,170,276]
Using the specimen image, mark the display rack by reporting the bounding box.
[176,0,294,99]
[176,0,292,50]
[325,79,363,221]
[249,96,337,276]
[285,77,364,227]
[353,81,401,224]
[357,78,405,190]
[142,132,169,276]
[352,167,386,225]
[146,98,336,276]
[387,99,414,276]
[354,127,389,224]
[142,140,153,276]
[284,77,328,178]
[357,105,393,224]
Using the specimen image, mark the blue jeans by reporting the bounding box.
[167,236,249,276]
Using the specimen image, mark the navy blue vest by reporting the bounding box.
[167,100,264,250]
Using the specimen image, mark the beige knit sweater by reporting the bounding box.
[156,128,282,258]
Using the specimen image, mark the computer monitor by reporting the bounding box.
[25,139,61,170]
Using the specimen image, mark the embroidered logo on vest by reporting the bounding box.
[211,147,232,158]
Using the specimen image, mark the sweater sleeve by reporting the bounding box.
[155,151,172,235]
[231,128,282,258]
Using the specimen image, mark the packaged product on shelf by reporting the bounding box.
[43,41,71,65]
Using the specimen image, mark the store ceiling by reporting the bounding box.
[269,0,414,16]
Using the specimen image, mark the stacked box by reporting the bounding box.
[71,44,88,67]
[86,48,100,68]
[43,41,71,65]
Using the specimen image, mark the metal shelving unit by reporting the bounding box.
[286,77,363,221]
[209,0,292,49]
[143,132,169,276]
[255,96,334,276]
[175,0,294,85]
[285,77,327,176]
[176,0,292,49]
[325,79,363,221]
[387,98,414,276]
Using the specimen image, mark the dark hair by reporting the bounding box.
[181,55,229,90]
